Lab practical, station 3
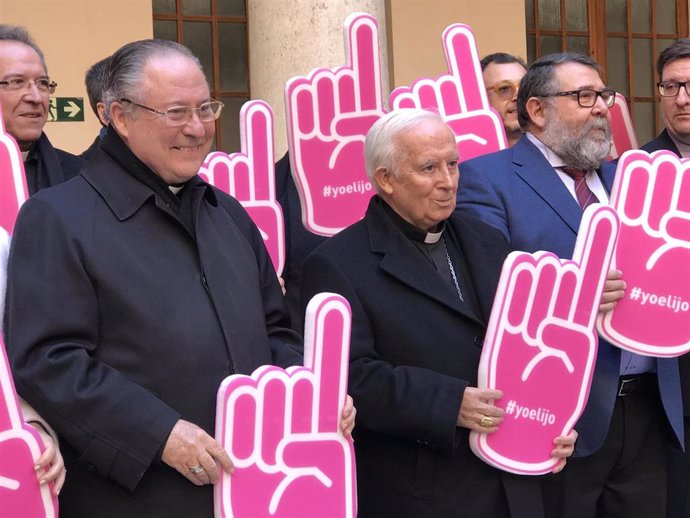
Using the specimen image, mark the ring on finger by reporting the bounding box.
[189,464,204,475]
[479,415,494,428]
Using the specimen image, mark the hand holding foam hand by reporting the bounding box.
[198,100,286,276]
[389,24,507,162]
[214,293,356,518]
[470,205,619,475]
[0,337,58,518]
[598,150,690,356]
[285,13,384,236]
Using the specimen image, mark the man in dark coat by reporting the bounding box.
[0,24,84,194]
[641,38,690,518]
[5,39,354,518]
[301,109,576,518]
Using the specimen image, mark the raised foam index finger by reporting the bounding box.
[344,12,383,112]
[239,100,275,201]
[0,111,29,235]
[0,337,26,432]
[569,205,620,326]
[442,24,487,113]
[302,292,352,434]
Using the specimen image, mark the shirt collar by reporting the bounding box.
[378,197,446,243]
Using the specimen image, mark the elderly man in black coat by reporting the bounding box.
[300,109,577,518]
[5,39,353,518]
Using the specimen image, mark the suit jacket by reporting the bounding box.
[456,135,684,455]
[6,130,302,518]
[641,128,681,156]
[640,130,690,418]
[301,196,545,518]
[24,132,85,195]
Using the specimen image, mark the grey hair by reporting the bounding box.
[103,39,204,121]
[0,24,48,73]
[364,109,445,188]
[517,52,602,129]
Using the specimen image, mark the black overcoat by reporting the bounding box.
[6,133,301,518]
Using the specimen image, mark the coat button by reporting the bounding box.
[474,335,484,346]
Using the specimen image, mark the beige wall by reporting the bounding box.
[0,0,153,155]
[387,0,527,87]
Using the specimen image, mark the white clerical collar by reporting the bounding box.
[168,185,183,195]
[21,150,30,161]
[424,229,443,244]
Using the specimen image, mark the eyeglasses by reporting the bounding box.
[539,88,616,108]
[119,98,224,126]
[486,80,521,99]
[0,77,57,95]
[657,81,690,97]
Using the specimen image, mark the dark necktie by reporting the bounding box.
[561,166,600,209]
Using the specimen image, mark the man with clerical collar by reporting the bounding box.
[457,52,683,518]
[300,109,576,518]
[0,24,84,194]
[5,39,354,518]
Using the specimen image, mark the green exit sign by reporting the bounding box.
[48,97,84,122]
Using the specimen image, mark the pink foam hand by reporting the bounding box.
[285,12,384,236]
[214,293,356,518]
[0,337,58,518]
[389,23,507,162]
[0,109,29,236]
[598,150,690,356]
[471,205,619,475]
[199,100,286,276]
[608,93,638,160]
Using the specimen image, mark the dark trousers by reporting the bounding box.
[542,374,671,518]
[667,417,690,518]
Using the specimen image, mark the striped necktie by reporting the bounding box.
[561,166,600,209]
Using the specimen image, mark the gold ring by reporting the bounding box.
[479,416,494,428]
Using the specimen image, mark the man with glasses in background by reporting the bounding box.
[641,38,690,518]
[456,52,683,518]
[481,52,527,147]
[0,24,84,194]
[5,39,355,518]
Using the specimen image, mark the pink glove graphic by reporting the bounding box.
[0,337,58,518]
[0,108,29,236]
[470,205,619,474]
[214,293,356,518]
[608,93,638,160]
[389,23,507,162]
[199,100,286,276]
[598,150,690,356]
[285,12,384,236]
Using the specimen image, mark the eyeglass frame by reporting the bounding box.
[657,80,690,97]
[118,98,224,126]
[0,77,58,95]
[537,88,616,108]
[486,79,521,99]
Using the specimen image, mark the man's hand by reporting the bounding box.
[27,422,65,496]
[458,387,504,433]
[162,419,234,486]
[599,269,626,313]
